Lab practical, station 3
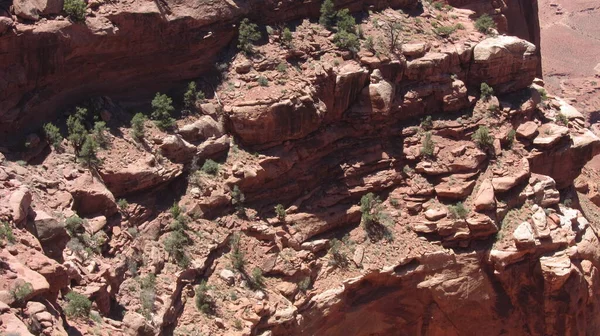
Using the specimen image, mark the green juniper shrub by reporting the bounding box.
[363,36,375,53]
[420,131,435,157]
[201,159,220,175]
[276,62,288,73]
[448,202,468,219]
[0,221,15,244]
[195,280,213,314]
[139,274,156,320]
[164,229,190,267]
[170,202,182,219]
[64,0,87,22]
[93,121,108,148]
[10,282,34,304]
[328,238,347,268]
[281,27,293,48]
[64,291,92,319]
[275,204,286,222]
[298,277,311,292]
[333,29,360,52]
[151,93,176,131]
[67,107,88,154]
[44,123,63,150]
[475,14,496,34]
[435,25,456,36]
[231,185,246,217]
[117,199,129,212]
[78,134,101,170]
[556,113,569,126]
[250,267,265,289]
[472,126,494,149]
[230,232,245,271]
[507,128,516,148]
[131,113,146,141]
[319,0,337,29]
[238,18,261,54]
[257,76,269,87]
[336,8,356,33]
[480,82,494,100]
[421,115,433,130]
[65,215,84,236]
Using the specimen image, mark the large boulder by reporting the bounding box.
[469,36,538,93]
[177,116,224,142]
[160,134,196,163]
[197,135,230,160]
[68,174,118,217]
[9,186,32,224]
[30,210,69,261]
[13,0,64,21]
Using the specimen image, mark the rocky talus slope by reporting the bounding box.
[2,0,600,336]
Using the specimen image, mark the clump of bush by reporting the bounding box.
[556,113,569,126]
[78,134,101,170]
[131,113,146,141]
[480,82,494,100]
[0,221,15,244]
[230,233,245,271]
[249,267,265,289]
[65,215,84,236]
[64,0,87,22]
[67,107,88,154]
[319,0,337,29]
[238,18,261,54]
[139,274,156,320]
[257,76,269,87]
[231,185,246,217]
[151,93,176,131]
[274,204,286,222]
[448,202,468,219]
[10,282,33,304]
[420,132,435,157]
[201,159,220,176]
[195,280,213,314]
[281,27,293,48]
[44,123,63,150]
[472,126,494,149]
[475,14,496,34]
[183,81,205,111]
[328,238,348,268]
[360,193,393,241]
[64,291,91,318]
[93,121,108,148]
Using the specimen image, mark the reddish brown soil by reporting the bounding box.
[539,0,600,120]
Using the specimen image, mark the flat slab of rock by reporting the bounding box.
[402,43,428,58]
[424,207,447,221]
[533,124,569,147]
[516,121,538,139]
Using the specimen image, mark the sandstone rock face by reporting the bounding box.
[8,186,32,224]
[100,160,182,197]
[469,36,538,93]
[0,0,419,142]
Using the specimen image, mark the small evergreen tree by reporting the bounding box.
[230,232,245,271]
[281,27,293,48]
[475,14,496,34]
[43,123,63,150]
[333,29,360,52]
[231,185,246,217]
[238,18,261,54]
[93,121,108,148]
[67,107,88,153]
[131,113,146,141]
[78,134,101,170]
[63,0,86,22]
[275,204,286,222]
[64,291,92,318]
[420,132,435,157]
[480,82,494,100]
[184,81,204,110]
[151,93,176,131]
[336,9,356,33]
[195,280,212,314]
[472,126,494,149]
[319,0,337,29]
